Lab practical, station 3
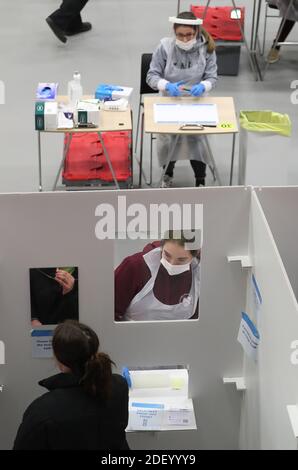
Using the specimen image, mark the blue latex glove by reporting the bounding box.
[190,83,206,97]
[165,81,185,97]
[109,85,123,91]
[98,84,123,91]
[95,84,124,101]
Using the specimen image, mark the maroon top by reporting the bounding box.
[114,242,199,321]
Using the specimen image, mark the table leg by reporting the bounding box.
[203,136,222,186]
[158,134,179,188]
[229,133,236,186]
[98,132,120,190]
[149,134,153,186]
[134,98,142,154]
[203,0,211,20]
[252,0,264,80]
[231,0,261,81]
[130,110,134,188]
[138,111,145,188]
[52,133,72,191]
[250,0,257,51]
[238,127,247,186]
[38,132,42,192]
[262,2,269,56]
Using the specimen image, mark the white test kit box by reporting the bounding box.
[35,101,58,131]
[77,100,100,126]
[126,367,197,431]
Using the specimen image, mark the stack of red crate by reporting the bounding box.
[191,5,245,41]
[62,131,132,184]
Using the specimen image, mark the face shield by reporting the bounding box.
[169,16,203,51]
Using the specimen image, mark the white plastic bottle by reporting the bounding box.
[68,72,83,109]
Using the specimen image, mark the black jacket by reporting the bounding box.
[13,373,129,450]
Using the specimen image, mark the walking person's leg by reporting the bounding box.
[190,160,206,187]
[161,161,176,188]
[46,0,90,43]
[267,19,295,63]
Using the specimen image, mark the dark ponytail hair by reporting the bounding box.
[52,320,115,400]
[174,11,216,53]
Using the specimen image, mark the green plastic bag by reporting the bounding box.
[239,111,291,137]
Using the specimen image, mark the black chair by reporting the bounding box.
[135,53,158,185]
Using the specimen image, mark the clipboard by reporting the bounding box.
[179,123,217,130]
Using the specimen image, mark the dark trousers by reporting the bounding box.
[49,0,89,32]
[274,19,295,49]
[164,160,206,180]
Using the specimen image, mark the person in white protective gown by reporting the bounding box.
[146,11,218,188]
[114,231,201,322]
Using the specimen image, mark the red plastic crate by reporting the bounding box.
[62,131,132,183]
[191,5,245,41]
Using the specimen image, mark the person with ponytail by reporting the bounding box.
[13,321,129,450]
[146,11,217,188]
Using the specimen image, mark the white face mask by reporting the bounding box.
[160,257,190,276]
[175,37,197,51]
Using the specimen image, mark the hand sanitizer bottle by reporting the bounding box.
[68,72,83,109]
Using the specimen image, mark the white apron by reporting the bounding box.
[157,38,208,167]
[124,247,200,321]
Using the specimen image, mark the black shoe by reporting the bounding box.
[195,178,205,187]
[46,17,67,43]
[65,22,92,36]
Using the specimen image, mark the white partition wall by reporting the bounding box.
[239,132,292,187]
[256,187,298,302]
[239,190,298,450]
[0,187,250,450]
[2,187,298,450]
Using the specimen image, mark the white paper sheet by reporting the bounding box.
[127,397,196,431]
[166,408,192,427]
[237,312,260,362]
[57,111,74,129]
[129,402,164,430]
[31,329,54,358]
[154,103,219,125]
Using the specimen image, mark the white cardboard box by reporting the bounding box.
[35,101,58,130]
